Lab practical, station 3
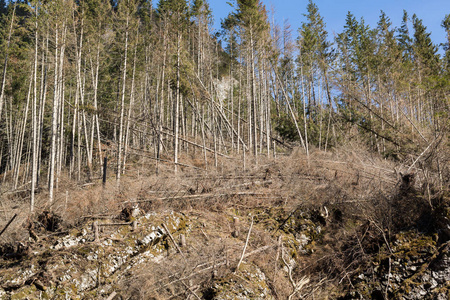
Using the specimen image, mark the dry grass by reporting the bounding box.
[1,143,447,299]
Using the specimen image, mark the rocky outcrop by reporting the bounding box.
[208,262,274,300]
[347,233,450,300]
[0,211,187,299]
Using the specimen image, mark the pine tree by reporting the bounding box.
[115,0,138,183]
[397,10,412,62]
[234,0,269,156]
[412,14,439,76]
[441,14,450,72]
[157,0,189,172]
[297,0,333,150]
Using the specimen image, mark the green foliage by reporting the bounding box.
[274,113,299,142]
[233,0,269,47]
[397,10,413,61]
[337,12,378,82]
[298,0,333,72]
[157,0,189,27]
[441,14,450,72]
[191,0,213,27]
[412,14,440,75]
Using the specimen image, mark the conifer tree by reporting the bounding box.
[157,0,189,172]
[234,0,269,156]
[397,10,412,62]
[412,14,440,76]
[297,0,333,149]
[443,14,450,72]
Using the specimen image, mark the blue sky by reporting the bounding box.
[207,0,450,52]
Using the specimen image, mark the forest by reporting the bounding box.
[0,0,449,298]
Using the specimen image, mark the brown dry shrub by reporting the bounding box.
[3,140,443,298]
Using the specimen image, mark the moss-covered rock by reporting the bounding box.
[208,262,274,299]
[344,231,450,299]
[0,211,189,299]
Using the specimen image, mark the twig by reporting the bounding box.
[93,221,99,243]
[281,243,310,300]
[385,257,391,299]
[370,219,393,254]
[276,206,301,233]
[200,228,209,240]
[0,213,17,237]
[274,236,282,284]
[162,223,185,258]
[97,222,133,227]
[180,280,201,300]
[407,136,438,172]
[152,245,274,293]
[105,291,117,300]
[235,216,253,272]
[123,192,267,204]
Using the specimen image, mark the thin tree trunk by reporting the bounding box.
[56,25,67,190]
[299,56,309,158]
[49,24,59,204]
[13,77,32,190]
[93,43,102,170]
[117,15,129,184]
[0,2,16,121]
[174,32,181,173]
[37,29,49,187]
[124,32,138,173]
[31,7,39,212]
[250,30,257,157]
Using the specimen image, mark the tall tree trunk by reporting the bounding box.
[174,32,181,173]
[250,30,257,157]
[37,29,49,187]
[0,2,16,122]
[56,25,67,191]
[92,43,102,171]
[124,33,138,173]
[117,15,129,184]
[31,7,39,212]
[13,77,32,190]
[49,24,60,204]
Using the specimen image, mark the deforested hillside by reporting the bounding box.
[0,145,449,299]
[0,0,449,299]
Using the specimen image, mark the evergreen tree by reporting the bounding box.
[233,0,269,155]
[297,0,333,149]
[157,0,189,172]
[412,14,439,75]
[397,10,412,62]
[441,14,450,72]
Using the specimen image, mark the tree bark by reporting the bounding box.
[117,15,129,184]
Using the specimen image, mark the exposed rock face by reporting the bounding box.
[209,263,274,300]
[347,235,450,300]
[0,211,186,299]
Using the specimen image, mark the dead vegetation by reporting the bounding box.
[0,143,448,299]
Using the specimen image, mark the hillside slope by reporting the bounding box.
[0,148,449,299]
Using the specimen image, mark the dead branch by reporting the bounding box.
[151,244,274,293]
[281,243,310,300]
[180,280,201,300]
[235,216,253,272]
[0,213,17,238]
[123,192,268,204]
[162,223,185,258]
[105,291,117,300]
